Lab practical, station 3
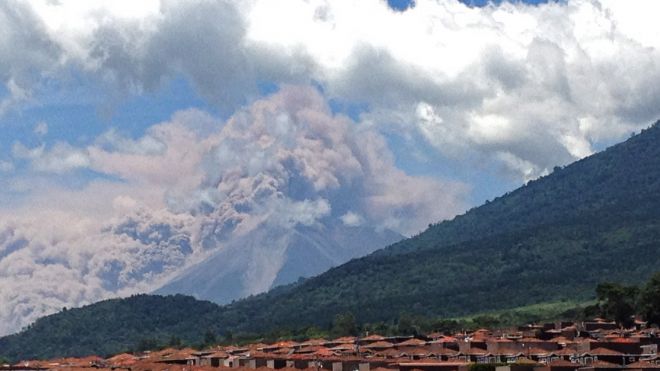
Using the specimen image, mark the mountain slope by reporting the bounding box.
[381,122,660,256]
[154,223,402,303]
[3,121,660,360]
[0,295,226,360]
[217,216,660,334]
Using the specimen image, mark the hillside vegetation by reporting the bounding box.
[382,122,660,256]
[0,295,226,360]
[2,121,660,361]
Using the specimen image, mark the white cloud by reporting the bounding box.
[340,211,364,227]
[12,141,90,174]
[1,1,660,178]
[0,160,13,173]
[94,129,165,156]
[0,1,62,114]
[1,0,657,179]
[33,121,48,137]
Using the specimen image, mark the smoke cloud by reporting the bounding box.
[0,86,466,335]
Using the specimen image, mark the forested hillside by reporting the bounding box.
[3,121,660,361]
[379,121,660,256]
[217,216,660,334]
[0,295,227,360]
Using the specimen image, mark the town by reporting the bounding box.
[5,318,660,371]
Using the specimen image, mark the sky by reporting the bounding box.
[1,0,660,335]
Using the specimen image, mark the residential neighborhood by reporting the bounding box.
[6,318,660,371]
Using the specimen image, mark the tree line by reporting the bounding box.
[586,272,660,328]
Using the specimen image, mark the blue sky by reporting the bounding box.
[1,0,660,335]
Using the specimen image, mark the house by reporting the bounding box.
[201,351,230,367]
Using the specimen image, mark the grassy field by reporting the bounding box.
[453,300,595,328]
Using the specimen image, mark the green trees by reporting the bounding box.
[594,283,639,327]
[0,294,226,361]
[168,335,183,348]
[203,330,217,347]
[587,273,660,327]
[396,314,419,336]
[136,338,161,352]
[332,313,357,336]
[639,272,660,325]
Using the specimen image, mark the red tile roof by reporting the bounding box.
[551,337,574,344]
[399,346,438,356]
[430,336,458,343]
[333,337,357,344]
[608,338,639,344]
[576,338,599,343]
[106,353,138,366]
[586,359,622,368]
[554,348,579,356]
[520,337,546,343]
[587,348,625,356]
[465,348,490,356]
[202,351,229,359]
[625,361,660,369]
[302,339,327,346]
[525,347,554,356]
[363,341,395,349]
[330,344,355,351]
[398,338,427,347]
[374,348,405,358]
